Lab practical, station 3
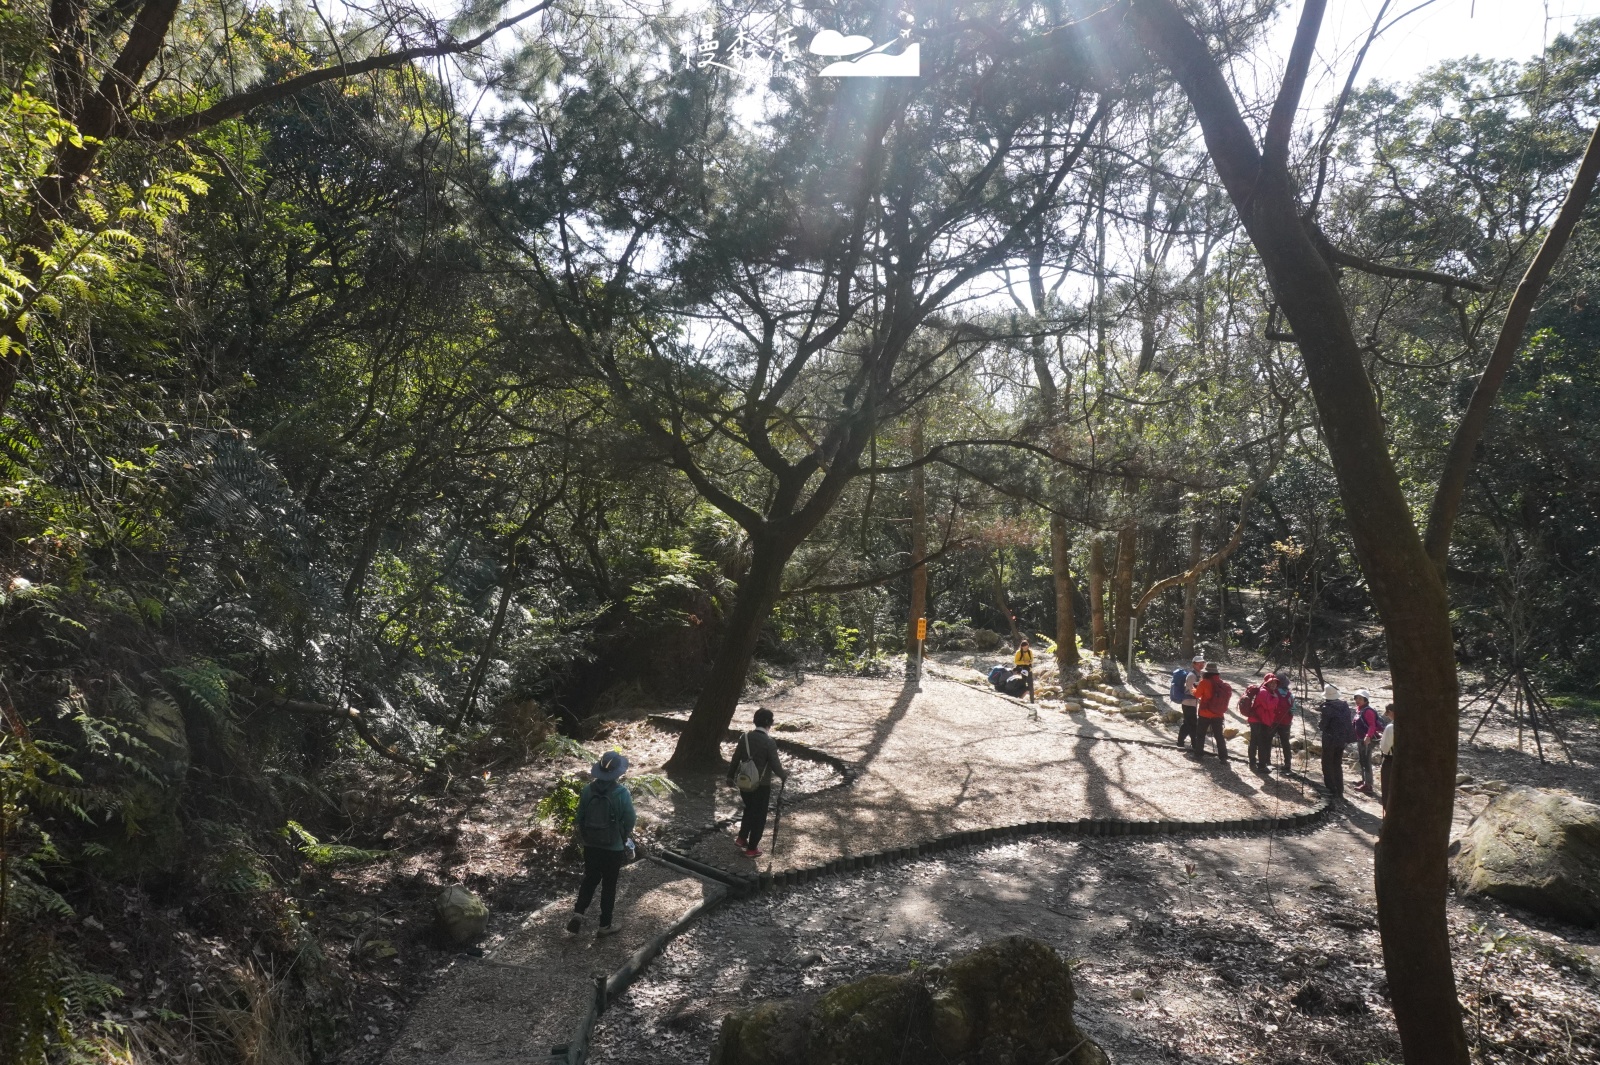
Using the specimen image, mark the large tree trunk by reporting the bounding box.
[1111,522,1136,659]
[1088,536,1108,655]
[665,536,792,772]
[989,557,1021,645]
[1180,519,1202,659]
[1050,515,1079,666]
[907,417,928,655]
[1126,4,1467,1059]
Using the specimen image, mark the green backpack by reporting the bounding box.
[577,786,623,848]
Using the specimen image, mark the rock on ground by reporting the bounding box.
[713,936,1106,1065]
[434,885,490,945]
[1453,785,1600,926]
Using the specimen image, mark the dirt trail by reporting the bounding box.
[680,670,1321,876]
[377,656,1600,1065]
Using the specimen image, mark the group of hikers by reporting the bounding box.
[1169,652,1396,805]
[563,707,789,938]
[561,654,1397,938]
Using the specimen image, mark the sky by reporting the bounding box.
[1279,0,1600,103]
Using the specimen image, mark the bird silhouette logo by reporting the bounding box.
[809,29,919,77]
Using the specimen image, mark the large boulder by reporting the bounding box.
[434,885,490,944]
[1452,786,1600,926]
[713,937,1105,1065]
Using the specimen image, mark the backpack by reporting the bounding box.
[577,785,623,848]
[732,732,763,792]
[1240,683,1260,720]
[1357,705,1382,740]
[1169,668,1189,704]
[989,665,1012,691]
[1004,669,1029,697]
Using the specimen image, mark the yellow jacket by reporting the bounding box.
[1014,646,1033,668]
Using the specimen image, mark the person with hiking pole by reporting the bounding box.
[728,707,789,857]
[1269,673,1297,774]
[1351,690,1383,796]
[1170,651,1205,749]
[566,750,636,937]
[1191,662,1232,761]
[1245,673,1285,775]
[1318,685,1355,801]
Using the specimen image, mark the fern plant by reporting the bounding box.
[0,701,118,1062]
[283,821,389,866]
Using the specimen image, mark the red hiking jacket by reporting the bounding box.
[1249,686,1284,726]
[1196,677,1232,719]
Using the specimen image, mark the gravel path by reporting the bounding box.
[684,671,1321,875]
[379,655,1600,1065]
[386,861,724,1064]
[591,821,1600,1064]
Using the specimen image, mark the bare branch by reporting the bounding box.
[129,2,553,144]
[1323,245,1486,293]
[1263,0,1327,172]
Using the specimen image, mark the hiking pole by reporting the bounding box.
[767,777,787,875]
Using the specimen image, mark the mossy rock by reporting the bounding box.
[1452,786,1600,926]
[434,885,489,944]
[935,937,1106,1065]
[713,937,1105,1065]
[714,997,813,1065]
[810,973,937,1065]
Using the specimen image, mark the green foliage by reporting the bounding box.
[282,821,389,867]
[534,774,586,834]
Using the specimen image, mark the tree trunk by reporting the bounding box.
[1088,536,1108,655]
[907,417,928,655]
[1180,519,1202,659]
[1111,523,1135,657]
[989,557,1021,645]
[665,536,791,772]
[1126,4,1469,1060]
[1215,558,1229,660]
[1050,515,1079,665]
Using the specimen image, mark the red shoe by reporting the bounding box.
[743,846,763,857]
[735,835,748,849]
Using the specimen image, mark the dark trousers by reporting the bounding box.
[1192,715,1226,759]
[1273,723,1293,771]
[1321,742,1346,799]
[1356,738,1375,789]
[737,784,773,847]
[1380,756,1392,810]
[1177,706,1198,746]
[1247,723,1272,770]
[576,846,626,925]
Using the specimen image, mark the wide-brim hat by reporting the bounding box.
[1323,684,1342,700]
[1203,662,1220,675]
[591,751,629,781]
[1354,689,1371,700]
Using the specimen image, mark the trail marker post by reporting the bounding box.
[915,617,926,688]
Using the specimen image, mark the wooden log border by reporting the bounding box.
[543,712,1336,1062]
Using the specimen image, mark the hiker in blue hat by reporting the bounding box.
[566,750,636,937]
